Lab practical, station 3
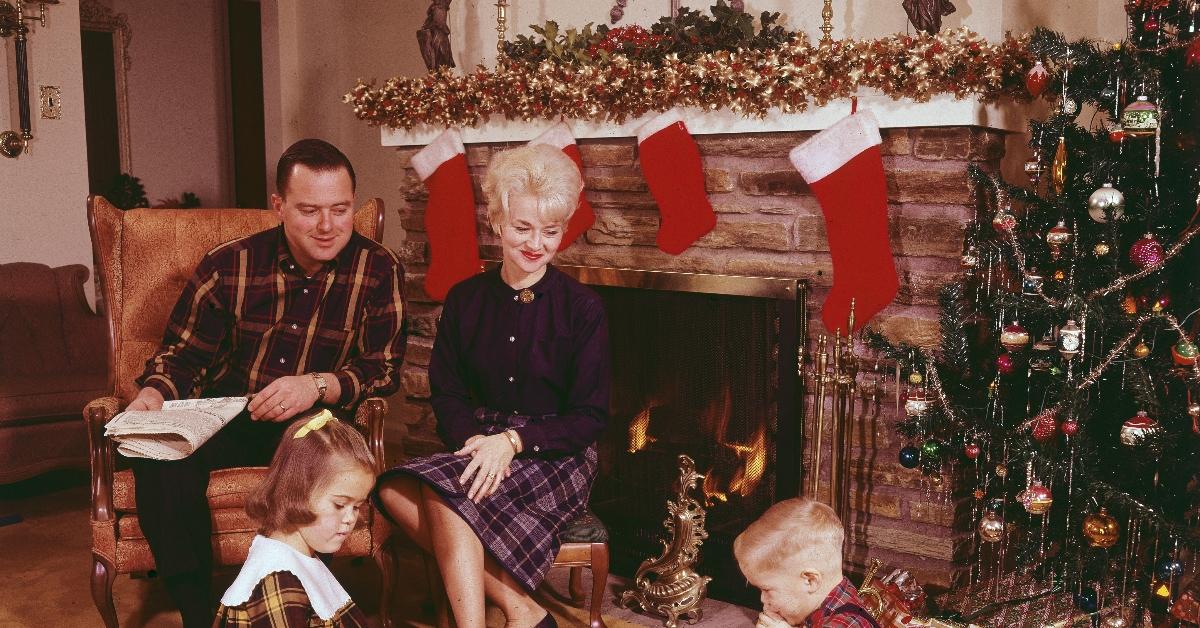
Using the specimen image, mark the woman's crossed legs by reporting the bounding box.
[377,474,549,628]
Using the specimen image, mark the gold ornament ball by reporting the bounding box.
[1082,507,1120,549]
[1094,242,1111,256]
[979,511,1005,543]
[995,463,1007,479]
[908,372,924,385]
[1189,402,1200,418]
[1133,342,1151,359]
[1053,269,1066,281]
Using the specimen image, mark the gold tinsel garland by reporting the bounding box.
[345,28,1033,130]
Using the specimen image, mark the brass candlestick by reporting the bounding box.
[820,0,834,43]
[619,455,713,628]
[494,0,507,52]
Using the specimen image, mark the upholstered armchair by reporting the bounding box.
[84,196,395,628]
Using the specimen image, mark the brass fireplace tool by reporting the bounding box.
[619,454,713,628]
[804,300,864,527]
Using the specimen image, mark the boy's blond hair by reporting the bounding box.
[734,497,844,576]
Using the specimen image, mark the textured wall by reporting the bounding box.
[387,126,1006,587]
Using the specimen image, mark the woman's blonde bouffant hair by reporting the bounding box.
[482,143,582,232]
[245,414,376,536]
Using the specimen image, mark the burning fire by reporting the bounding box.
[700,425,768,507]
[627,408,656,453]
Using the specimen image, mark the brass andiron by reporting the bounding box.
[805,300,860,527]
[619,454,713,628]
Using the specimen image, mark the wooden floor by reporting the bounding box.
[0,470,758,627]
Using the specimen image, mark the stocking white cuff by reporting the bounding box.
[788,110,882,183]
[636,109,685,145]
[412,128,465,181]
[529,121,577,150]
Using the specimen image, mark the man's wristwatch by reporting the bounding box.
[310,372,328,403]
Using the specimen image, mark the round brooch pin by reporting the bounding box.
[518,288,535,304]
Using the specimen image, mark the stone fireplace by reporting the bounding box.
[386,113,1008,593]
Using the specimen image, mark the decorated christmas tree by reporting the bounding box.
[868,1,1200,624]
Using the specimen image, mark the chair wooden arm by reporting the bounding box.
[84,396,121,522]
[354,397,389,474]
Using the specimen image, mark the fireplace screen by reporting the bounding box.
[559,266,806,606]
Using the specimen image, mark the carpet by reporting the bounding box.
[0,471,672,627]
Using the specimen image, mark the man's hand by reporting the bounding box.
[455,434,516,503]
[126,387,165,412]
[248,375,321,422]
[755,611,790,628]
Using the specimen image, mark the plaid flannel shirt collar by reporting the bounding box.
[273,225,355,276]
[804,576,869,627]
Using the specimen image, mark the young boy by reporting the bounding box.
[734,498,879,627]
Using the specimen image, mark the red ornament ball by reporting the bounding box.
[1108,128,1127,143]
[996,352,1015,375]
[1188,38,1200,68]
[965,443,982,460]
[1143,14,1160,32]
[1061,419,1079,436]
[1032,409,1058,442]
[1129,234,1165,269]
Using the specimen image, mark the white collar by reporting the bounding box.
[220,535,353,620]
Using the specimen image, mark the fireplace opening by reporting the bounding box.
[558,266,807,607]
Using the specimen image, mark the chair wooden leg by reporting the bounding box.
[589,543,609,628]
[373,538,396,628]
[569,567,585,605]
[91,555,119,628]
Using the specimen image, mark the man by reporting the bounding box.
[126,139,407,627]
[734,498,879,627]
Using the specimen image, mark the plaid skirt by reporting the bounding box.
[380,410,597,591]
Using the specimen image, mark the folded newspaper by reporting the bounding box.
[104,396,250,460]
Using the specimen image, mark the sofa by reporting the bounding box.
[0,262,109,484]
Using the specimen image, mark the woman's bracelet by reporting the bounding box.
[504,429,522,454]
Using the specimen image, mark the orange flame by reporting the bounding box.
[701,467,727,506]
[627,407,655,453]
[727,425,767,497]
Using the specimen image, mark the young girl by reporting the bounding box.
[214,410,376,627]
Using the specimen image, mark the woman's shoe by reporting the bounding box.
[533,611,558,628]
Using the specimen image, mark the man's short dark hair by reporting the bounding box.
[276,138,356,197]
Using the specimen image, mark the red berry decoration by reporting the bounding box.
[1061,419,1079,436]
[1026,61,1050,97]
[1129,233,1165,269]
[965,443,982,459]
[1032,409,1058,442]
[996,352,1015,375]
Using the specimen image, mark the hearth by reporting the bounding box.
[557,265,807,607]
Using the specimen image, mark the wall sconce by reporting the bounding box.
[1,0,61,158]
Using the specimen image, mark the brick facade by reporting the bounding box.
[386,125,1007,590]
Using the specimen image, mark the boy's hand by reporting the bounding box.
[755,611,790,628]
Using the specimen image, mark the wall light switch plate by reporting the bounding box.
[40,85,62,119]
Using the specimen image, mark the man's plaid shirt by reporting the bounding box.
[137,226,406,405]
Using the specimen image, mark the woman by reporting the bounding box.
[377,143,610,628]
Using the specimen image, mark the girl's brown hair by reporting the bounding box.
[246,413,377,535]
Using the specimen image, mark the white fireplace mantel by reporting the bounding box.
[379,91,1033,148]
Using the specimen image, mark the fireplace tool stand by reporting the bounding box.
[805,300,862,528]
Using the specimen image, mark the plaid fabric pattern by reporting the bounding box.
[212,571,369,628]
[139,226,407,406]
[384,410,598,591]
[805,577,880,628]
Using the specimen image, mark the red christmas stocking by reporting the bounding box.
[411,128,482,301]
[529,122,595,251]
[636,110,717,254]
[789,111,897,333]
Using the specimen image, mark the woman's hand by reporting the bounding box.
[455,433,516,503]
